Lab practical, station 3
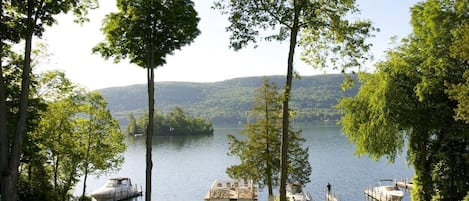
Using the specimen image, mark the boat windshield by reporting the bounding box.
[381,186,400,191]
[106,179,129,187]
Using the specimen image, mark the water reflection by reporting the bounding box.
[127,134,214,151]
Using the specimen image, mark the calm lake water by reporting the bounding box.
[74,123,414,201]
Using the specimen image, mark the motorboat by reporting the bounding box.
[286,183,311,201]
[204,179,257,201]
[91,177,142,201]
[364,179,404,201]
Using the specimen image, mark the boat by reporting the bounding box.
[91,177,142,201]
[204,179,257,201]
[364,179,404,201]
[286,183,311,201]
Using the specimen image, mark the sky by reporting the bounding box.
[35,0,420,90]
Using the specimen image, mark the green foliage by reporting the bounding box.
[338,1,469,200]
[1,0,98,200]
[337,73,405,162]
[1,47,46,143]
[126,113,142,135]
[17,163,55,201]
[1,47,49,201]
[18,71,126,201]
[93,0,200,68]
[447,21,469,123]
[213,0,375,71]
[226,78,311,195]
[78,91,126,199]
[131,107,213,136]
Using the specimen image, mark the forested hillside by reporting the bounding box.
[98,74,358,126]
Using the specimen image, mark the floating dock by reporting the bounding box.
[395,179,413,190]
[204,179,257,201]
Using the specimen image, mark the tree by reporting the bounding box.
[32,71,126,201]
[0,1,97,200]
[36,96,83,201]
[93,1,200,200]
[78,92,126,201]
[227,78,311,200]
[337,1,469,200]
[213,1,374,200]
[126,113,141,135]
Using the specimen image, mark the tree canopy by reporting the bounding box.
[337,0,469,200]
[93,0,200,68]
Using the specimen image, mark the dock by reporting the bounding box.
[325,192,340,201]
[395,179,413,190]
[204,179,257,201]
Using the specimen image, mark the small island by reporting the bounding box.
[126,107,214,136]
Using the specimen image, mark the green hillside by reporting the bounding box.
[98,74,358,126]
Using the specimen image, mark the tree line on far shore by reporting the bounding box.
[100,74,358,125]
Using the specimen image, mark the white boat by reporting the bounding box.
[91,177,142,201]
[204,179,257,201]
[364,179,404,201]
[286,183,311,201]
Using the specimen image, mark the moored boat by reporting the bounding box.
[91,177,142,201]
[364,179,404,201]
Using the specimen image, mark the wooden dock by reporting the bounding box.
[395,179,413,190]
[204,180,257,201]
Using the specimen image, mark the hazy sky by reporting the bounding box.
[36,0,420,90]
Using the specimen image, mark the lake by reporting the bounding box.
[73,123,414,201]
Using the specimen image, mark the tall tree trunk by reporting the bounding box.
[54,153,60,195]
[145,59,155,201]
[4,0,35,200]
[81,115,94,201]
[0,1,7,197]
[81,160,89,201]
[279,1,299,201]
[266,143,273,201]
[0,1,6,199]
[0,44,8,201]
[264,88,274,200]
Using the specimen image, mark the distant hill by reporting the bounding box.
[98,74,358,126]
